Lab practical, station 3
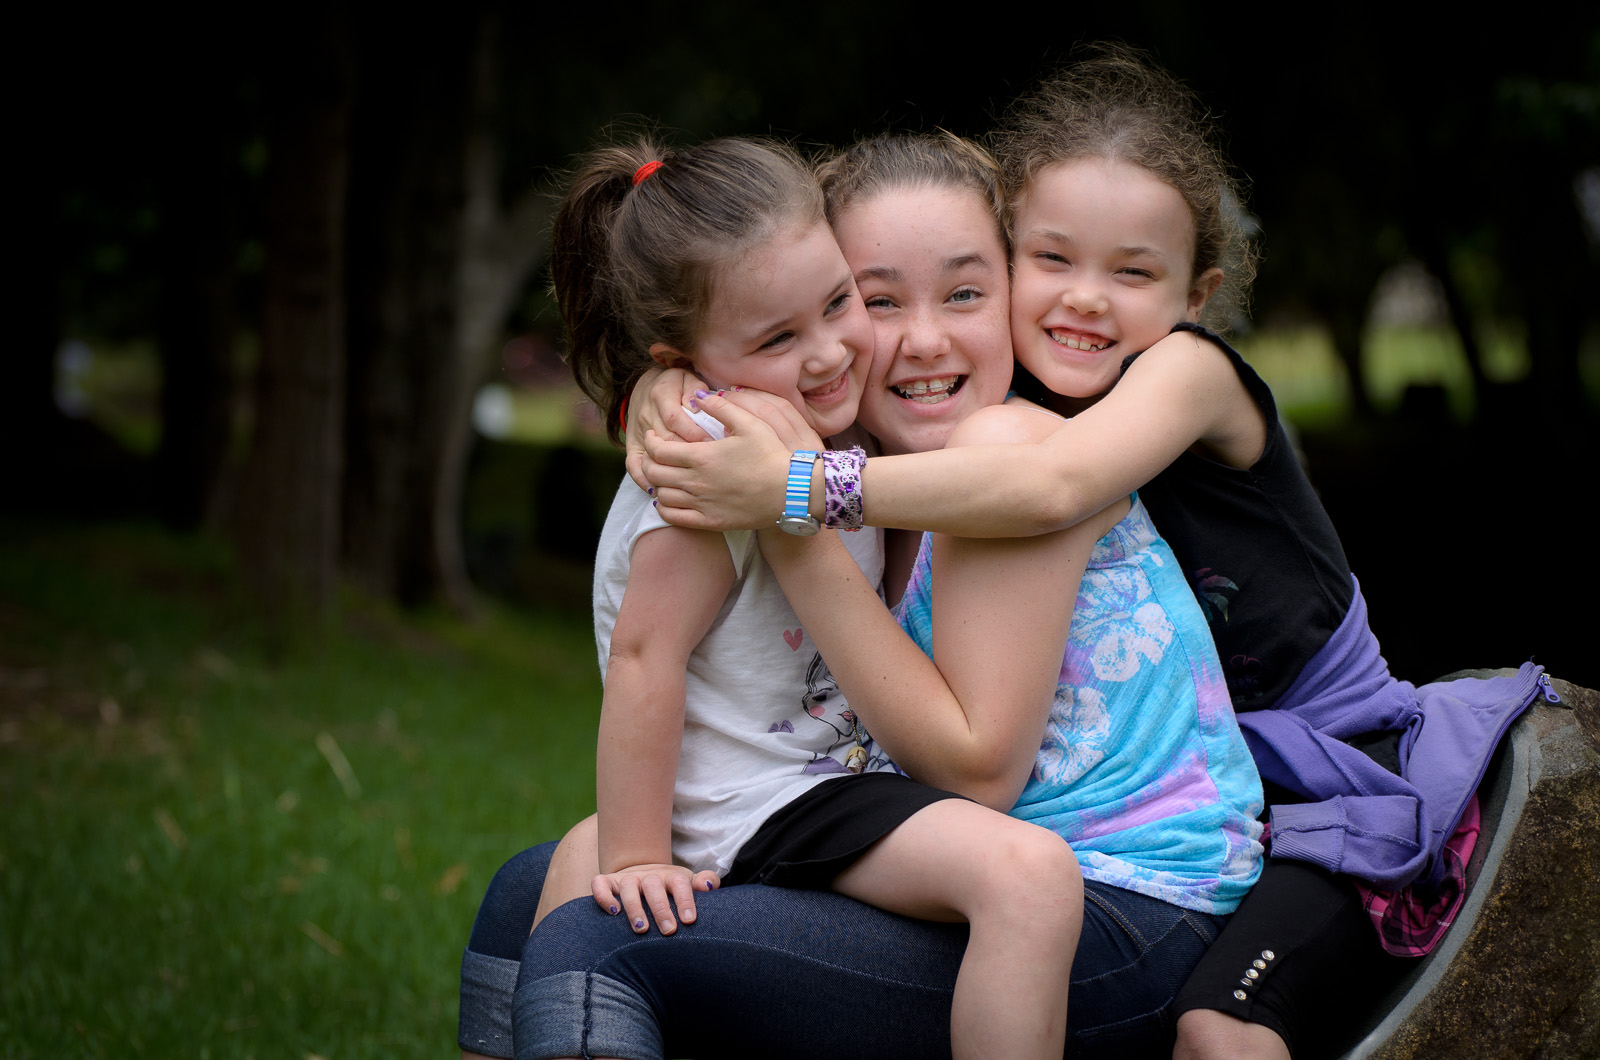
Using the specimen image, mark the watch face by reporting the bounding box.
[776,515,821,537]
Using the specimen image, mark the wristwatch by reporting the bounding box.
[776,451,821,536]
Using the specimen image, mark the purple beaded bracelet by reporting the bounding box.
[821,447,867,531]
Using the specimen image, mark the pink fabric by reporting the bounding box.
[1354,794,1482,956]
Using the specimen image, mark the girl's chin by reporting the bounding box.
[808,405,863,440]
[876,425,954,456]
[859,404,967,455]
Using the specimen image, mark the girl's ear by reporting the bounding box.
[1186,267,1224,321]
[649,342,692,370]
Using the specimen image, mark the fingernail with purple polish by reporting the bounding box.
[633,918,646,930]
[609,904,619,915]
[694,389,710,399]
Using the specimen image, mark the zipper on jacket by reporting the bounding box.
[1537,671,1560,703]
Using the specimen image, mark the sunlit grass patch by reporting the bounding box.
[0,521,598,1058]
[1236,322,1544,426]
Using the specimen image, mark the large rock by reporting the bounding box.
[1341,675,1599,1060]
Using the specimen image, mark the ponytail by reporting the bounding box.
[552,136,824,445]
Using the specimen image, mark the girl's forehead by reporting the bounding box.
[1015,158,1196,249]
[846,183,995,227]
[835,184,1006,260]
[721,218,838,281]
[705,220,845,320]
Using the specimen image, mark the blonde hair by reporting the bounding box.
[816,130,1005,251]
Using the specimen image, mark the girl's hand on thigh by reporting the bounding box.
[593,864,720,935]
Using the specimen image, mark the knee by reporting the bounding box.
[1173,1009,1288,1060]
[982,824,1082,925]
[468,842,559,959]
[1007,826,1081,889]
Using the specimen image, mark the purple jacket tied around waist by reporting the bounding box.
[1236,579,1547,890]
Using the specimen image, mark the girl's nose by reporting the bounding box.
[806,332,851,378]
[900,307,951,360]
[1061,277,1108,316]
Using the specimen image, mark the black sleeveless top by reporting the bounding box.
[1125,323,1354,711]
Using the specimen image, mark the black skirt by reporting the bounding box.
[724,771,966,889]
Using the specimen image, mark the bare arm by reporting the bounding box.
[761,404,1126,810]
[648,328,1263,536]
[596,524,734,931]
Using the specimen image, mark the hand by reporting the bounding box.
[625,368,710,491]
[592,863,720,935]
[644,390,823,531]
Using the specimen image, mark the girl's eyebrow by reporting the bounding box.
[944,252,997,274]
[1023,227,1168,261]
[856,264,902,284]
[1024,227,1073,244]
[857,256,994,286]
[748,272,855,337]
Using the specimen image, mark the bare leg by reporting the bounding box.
[1174,1010,1290,1060]
[512,817,614,1060]
[533,815,600,930]
[832,801,1081,1060]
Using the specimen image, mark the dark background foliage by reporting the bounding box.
[9,4,1598,686]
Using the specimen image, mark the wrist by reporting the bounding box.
[775,450,821,536]
[760,524,836,570]
[820,447,866,530]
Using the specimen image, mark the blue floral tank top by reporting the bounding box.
[895,493,1263,914]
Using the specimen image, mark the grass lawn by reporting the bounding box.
[0,521,600,1059]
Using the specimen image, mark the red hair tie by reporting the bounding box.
[632,160,664,186]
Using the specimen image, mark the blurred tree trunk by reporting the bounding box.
[342,14,474,606]
[6,95,65,510]
[155,136,238,533]
[343,10,553,613]
[1513,172,1591,418]
[236,18,353,642]
[1414,235,1491,403]
[1326,311,1375,422]
[437,12,557,609]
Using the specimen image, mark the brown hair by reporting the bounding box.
[992,45,1258,328]
[816,131,1006,251]
[550,135,824,445]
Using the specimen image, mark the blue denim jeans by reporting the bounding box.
[460,842,1225,1060]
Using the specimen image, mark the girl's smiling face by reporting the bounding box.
[664,220,873,439]
[834,185,1014,456]
[1009,158,1221,410]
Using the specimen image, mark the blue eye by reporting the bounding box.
[948,287,980,305]
[864,295,896,310]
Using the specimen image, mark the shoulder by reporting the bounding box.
[1123,327,1245,394]
[946,397,1064,448]
[1122,328,1267,470]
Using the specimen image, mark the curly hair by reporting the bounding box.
[991,44,1258,328]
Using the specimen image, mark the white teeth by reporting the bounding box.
[1050,330,1111,352]
[892,377,961,404]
